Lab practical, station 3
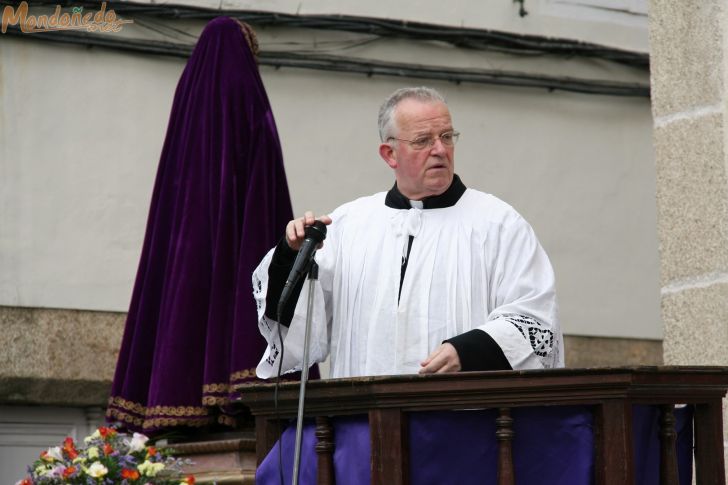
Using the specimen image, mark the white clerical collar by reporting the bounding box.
[385,174,466,209]
[409,200,424,209]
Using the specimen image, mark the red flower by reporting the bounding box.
[121,468,140,480]
[63,437,78,459]
[19,478,32,485]
[186,475,196,485]
[98,426,117,439]
[63,466,77,478]
[147,446,157,457]
[39,450,48,459]
[103,443,114,456]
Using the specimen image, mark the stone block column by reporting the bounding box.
[0,306,125,406]
[648,0,728,474]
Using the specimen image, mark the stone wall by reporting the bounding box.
[0,305,661,408]
[648,0,728,474]
[0,306,124,406]
[564,335,662,368]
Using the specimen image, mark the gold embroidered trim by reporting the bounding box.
[149,405,207,417]
[106,407,212,429]
[107,396,145,417]
[143,417,210,429]
[202,383,230,393]
[107,396,209,418]
[106,407,143,427]
[230,367,257,381]
[106,368,259,427]
[202,395,228,406]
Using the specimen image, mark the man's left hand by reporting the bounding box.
[419,343,461,374]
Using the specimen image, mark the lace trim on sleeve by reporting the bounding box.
[253,272,264,312]
[503,313,554,358]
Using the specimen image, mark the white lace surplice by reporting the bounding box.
[252,189,563,379]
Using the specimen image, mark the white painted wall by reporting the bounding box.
[0,5,660,339]
[128,0,649,51]
[0,406,105,482]
[0,38,181,311]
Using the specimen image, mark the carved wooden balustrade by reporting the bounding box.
[236,367,728,485]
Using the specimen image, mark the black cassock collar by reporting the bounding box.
[384,174,466,209]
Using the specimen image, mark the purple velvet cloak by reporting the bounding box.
[107,17,305,432]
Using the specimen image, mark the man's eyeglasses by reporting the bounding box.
[388,131,460,150]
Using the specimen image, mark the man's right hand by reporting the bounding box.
[285,211,333,251]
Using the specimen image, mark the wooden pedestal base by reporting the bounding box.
[167,432,257,484]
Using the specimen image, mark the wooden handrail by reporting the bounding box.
[235,366,728,485]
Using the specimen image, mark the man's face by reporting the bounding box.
[379,99,455,200]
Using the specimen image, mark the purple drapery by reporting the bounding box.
[107,17,313,433]
[257,406,693,484]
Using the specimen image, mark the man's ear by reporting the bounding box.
[379,143,397,169]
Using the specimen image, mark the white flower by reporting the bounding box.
[45,446,63,462]
[87,446,99,459]
[129,432,149,452]
[86,462,108,478]
[138,460,165,477]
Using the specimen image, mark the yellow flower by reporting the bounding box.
[138,460,165,477]
[84,429,101,444]
[87,446,99,459]
[86,462,108,478]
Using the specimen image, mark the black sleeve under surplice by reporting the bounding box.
[445,329,512,371]
[263,238,304,327]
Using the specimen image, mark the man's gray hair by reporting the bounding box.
[378,87,446,142]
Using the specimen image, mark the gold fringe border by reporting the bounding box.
[230,367,257,382]
[107,396,209,418]
[203,383,230,393]
[202,395,228,406]
[106,407,212,430]
[200,366,260,407]
[106,366,260,428]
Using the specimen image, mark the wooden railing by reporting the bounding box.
[235,367,728,485]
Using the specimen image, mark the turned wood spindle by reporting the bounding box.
[496,407,515,485]
[315,416,335,485]
[659,404,679,485]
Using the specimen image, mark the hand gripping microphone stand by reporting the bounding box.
[276,221,327,485]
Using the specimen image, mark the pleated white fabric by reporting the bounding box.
[253,189,563,379]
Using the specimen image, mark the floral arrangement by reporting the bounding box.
[15,426,195,484]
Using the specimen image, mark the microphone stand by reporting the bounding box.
[292,260,318,485]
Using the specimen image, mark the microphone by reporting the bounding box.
[277,220,327,317]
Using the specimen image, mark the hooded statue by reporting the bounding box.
[107,16,313,432]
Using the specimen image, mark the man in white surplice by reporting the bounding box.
[252,87,564,379]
